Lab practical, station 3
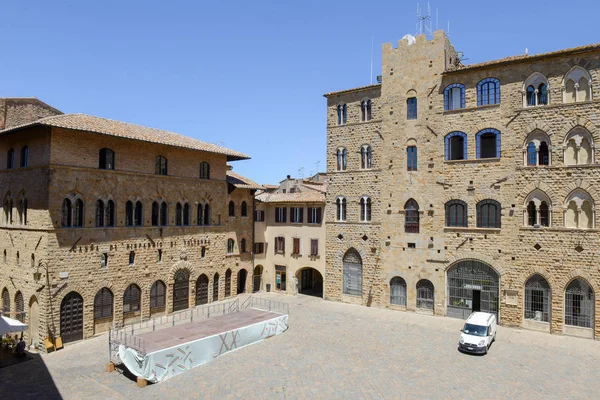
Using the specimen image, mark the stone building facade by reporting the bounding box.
[0,107,260,347]
[254,174,326,297]
[325,31,600,339]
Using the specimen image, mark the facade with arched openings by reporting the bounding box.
[325,31,600,339]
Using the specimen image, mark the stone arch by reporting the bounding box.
[335,244,368,262]
[523,122,555,140]
[561,180,599,203]
[556,269,600,294]
[517,181,558,206]
[562,66,593,103]
[445,253,506,277]
[441,192,470,205]
[473,193,503,205]
[559,121,599,149]
[167,260,193,283]
[515,266,556,290]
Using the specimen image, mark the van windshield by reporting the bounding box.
[462,323,487,337]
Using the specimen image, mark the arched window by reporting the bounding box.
[93,288,113,320]
[150,280,166,310]
[176,203,183,225]
[477,78,500,106]
[183,203,190,225]
[62,198,72,227]
[17,193,27,225]
[155,155,168,175]
[360,145,372,169]
[336,197,347,221]
[445,132,468,161]
[343,248,362,296]
[160,202,168,226]
[444,83,465,110]
[197,203,204,225]
[2,288,10,314]
[96,200,105,227]
[15,291,24,322]
[134,201,143,226]
[74,198,84,227]
[240,238,247,253]
[416,279,434,310]
[343,104,347,124]
[404,199,419,233]
[360,196,371,222]
[199,162,210,179]
[523,73,549,107]
[125,201,133,226]
[225,269,232,297]
[524,190,551,227]
[563,66,592,103]
[227,238,235,254]
[123,284,141,313]
[241,201,248,217]
[99,148,115,170]
[213,273,220,301]
[477,199,501,228]
[196,275,209,305]
[407,97,417,119]
[564,189,594,229]
[476,128,501,159]
[228,201,235,217]
[407,145,417,171]
[445,200,467,227]
[564,127,593,165]
[106,200,115,227]
[565,278,594,328]
[523,130,551,166]
[361,99,372,121]
[20,146,29,168]
[390,277,407,306]
[524,274,550,322]
[336,148,348,171]
[337,104,347,125]
[6,148,14,169]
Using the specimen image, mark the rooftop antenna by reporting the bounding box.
[436,8,438,30]
[447,20,450,35]
[370,36,374,85]
[315,160,320,173]
[298,166,304,179]
[416,2,433,38]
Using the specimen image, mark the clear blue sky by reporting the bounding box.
[1,0,598,184]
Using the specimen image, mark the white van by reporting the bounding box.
[458,312,497,354]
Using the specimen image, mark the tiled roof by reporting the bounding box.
[0,113,250,161]
[226,170,263,190]
[256,191,325,204]
[446,42,600,74]
[323,84,381,97]
[300,183,327,194]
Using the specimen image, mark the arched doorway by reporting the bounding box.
[196,274,209,306]
[60,291,83,343]
[342,248,362,296]
[237,269,248,294]
[447,260,500,320]
[28,296,39,346]
[253,265,263,293]
[297,268,324,297]
[225,269,232,297]
[173,269,190,312]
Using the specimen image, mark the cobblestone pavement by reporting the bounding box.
[3,293,600,399]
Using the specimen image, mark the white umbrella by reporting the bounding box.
[0,315,28,336]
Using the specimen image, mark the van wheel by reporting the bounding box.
[492,333,496,343]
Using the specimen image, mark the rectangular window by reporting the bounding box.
[157,249,162,262]
[201,246,206,258]
[407,97,417,119]
[255,210,265,222]
[292,238,300,255]
[290,207,303,223]
[101,253,108,268]
[407,243,416,249]
[308,207,322,224]
[450,87,462,110]
[275,237,285,253]
[254,242,265,254]
[310,239,319,256]
[407,146,417,171]
[129,251,135,265]
[275,207,287,223]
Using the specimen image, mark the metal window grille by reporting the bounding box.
[343,249,362,296]
[213,274,220,302]
[477,199,501,228]
[390,277,407,306]
[524,275,550,322]
[445,200,467,227]
[565,278,594,328]
[447,260,499,320]
[404,199,419,233]
[94,288,113,320]
[123,284,141,313]
[416,279,434,310]
[225,270,232,297]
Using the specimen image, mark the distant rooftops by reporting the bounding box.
[323,83,381,98]
[226,169,264,190]
[0,113,250,161]
[256,191,325,204]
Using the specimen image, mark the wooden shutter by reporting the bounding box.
[293,238,300,255]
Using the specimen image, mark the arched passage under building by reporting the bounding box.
[447,259,500,320]
[296,267,323,298]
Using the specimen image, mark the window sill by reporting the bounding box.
[443,103,500,114]
[444,227,501,233]
[517,99,600,112]
[519,226,599,233]
[444,158,500,164]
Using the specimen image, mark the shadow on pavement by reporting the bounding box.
[0,351,63,400]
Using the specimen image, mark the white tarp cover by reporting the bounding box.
[0,315,28,335]
[119,312,288,383]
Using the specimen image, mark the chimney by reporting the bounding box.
[287,175,291,179]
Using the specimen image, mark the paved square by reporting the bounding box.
[2,293,600,399]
